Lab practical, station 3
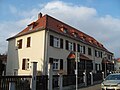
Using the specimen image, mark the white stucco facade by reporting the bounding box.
[6,14,114,76]
[6,30,46,75]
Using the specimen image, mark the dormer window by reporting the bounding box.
[29,25,33,31]
[81,36,86,41]
[72,32,78,37]
[63,29,67,33]
[60,27,67,34]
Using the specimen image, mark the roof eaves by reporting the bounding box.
[7,27,45,41]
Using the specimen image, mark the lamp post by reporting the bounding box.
[103,52,107,78]
[75,52,80,90]
[105,61,107,78]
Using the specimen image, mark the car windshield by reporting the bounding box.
[105,74,120,80]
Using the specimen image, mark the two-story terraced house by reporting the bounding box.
[6,13,114,76]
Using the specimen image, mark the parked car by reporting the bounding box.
[101,73,120,90]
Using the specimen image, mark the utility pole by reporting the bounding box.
[75,52,80,90]
[75,52,78,90]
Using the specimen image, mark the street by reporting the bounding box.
[78,84,101,90]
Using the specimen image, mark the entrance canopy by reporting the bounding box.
[67,51,91,60]
[102,59,113,64]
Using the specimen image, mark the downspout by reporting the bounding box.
[44,29,49,75]
[93,47,96,73]
[43,15,49,75]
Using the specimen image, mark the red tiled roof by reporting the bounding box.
[7,13,113,53]
[117,58,120,62]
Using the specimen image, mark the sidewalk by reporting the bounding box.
[78,84,101,90]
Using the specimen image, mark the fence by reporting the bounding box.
[93,73,103,82]
[0,73,102,90]
[53,74,84,88]
[0,75,48,90]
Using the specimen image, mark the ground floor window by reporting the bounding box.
[49,58,63,70]
[22,58,30,70]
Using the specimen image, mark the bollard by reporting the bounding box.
[58,70,64,90]
[83,71,87,86]
[59,75,63,90]
[90,72,93,85]
[102,72,105,80]
[31,62,37,90]
[48,59,53,90]
[9,82,15,90]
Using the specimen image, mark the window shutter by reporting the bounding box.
[83,46,85,54]
[22,59,26,70]
[60,59,63,70]
[77,44,80,52]
[73,43,76,51]
[60,38,63,49]
[49,58,53,64]
[95,50,97,57]
[50,35,54,46]
[65,40,68,50]
[27,37,31,47]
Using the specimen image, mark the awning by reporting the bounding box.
[67,51,91,60]
[102,59,113,64]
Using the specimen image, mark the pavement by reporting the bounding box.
[78,84,101,90]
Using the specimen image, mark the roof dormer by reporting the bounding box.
[60,25,68,34]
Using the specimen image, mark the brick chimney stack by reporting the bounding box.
[38,12,42,19]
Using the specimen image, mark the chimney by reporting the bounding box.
[38,12,42,19]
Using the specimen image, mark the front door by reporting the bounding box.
[67,59,75,75]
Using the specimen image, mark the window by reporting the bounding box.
[80,45,85,54]
[53,59,59,70]
[95,50,102,58]
[65,40,73,51]
[54,37,60,48]
[50,58,63,70]
[68,42,73,51]
[27,37,31,47]
[29,25,33,30]
[88,47,92,55]
[17,39,22,49]
[22,59,30,70]
[50,35,63,48]
[63,28,67,33]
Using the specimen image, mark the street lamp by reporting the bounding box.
[75,52,80,90]
[103,52,107,77]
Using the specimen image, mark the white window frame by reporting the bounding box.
[68,42,73,51]
[53,59,60,70]
[53,37,60,48]
[80,46,83,53]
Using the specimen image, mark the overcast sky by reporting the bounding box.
[0,0,120,58]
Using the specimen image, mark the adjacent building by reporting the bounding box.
[0,54,7,75]
[6,13,114,76]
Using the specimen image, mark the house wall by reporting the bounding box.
[47,30,107,75]
[6,30,46,75]
[6,39,18,75]
[6,29,113,76]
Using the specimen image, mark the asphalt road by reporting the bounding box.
[78,84,101,90]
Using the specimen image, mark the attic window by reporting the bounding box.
[29,25,33,31]
[72,32,78,37]
[81,36,86,41]
[60,27,67,33]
